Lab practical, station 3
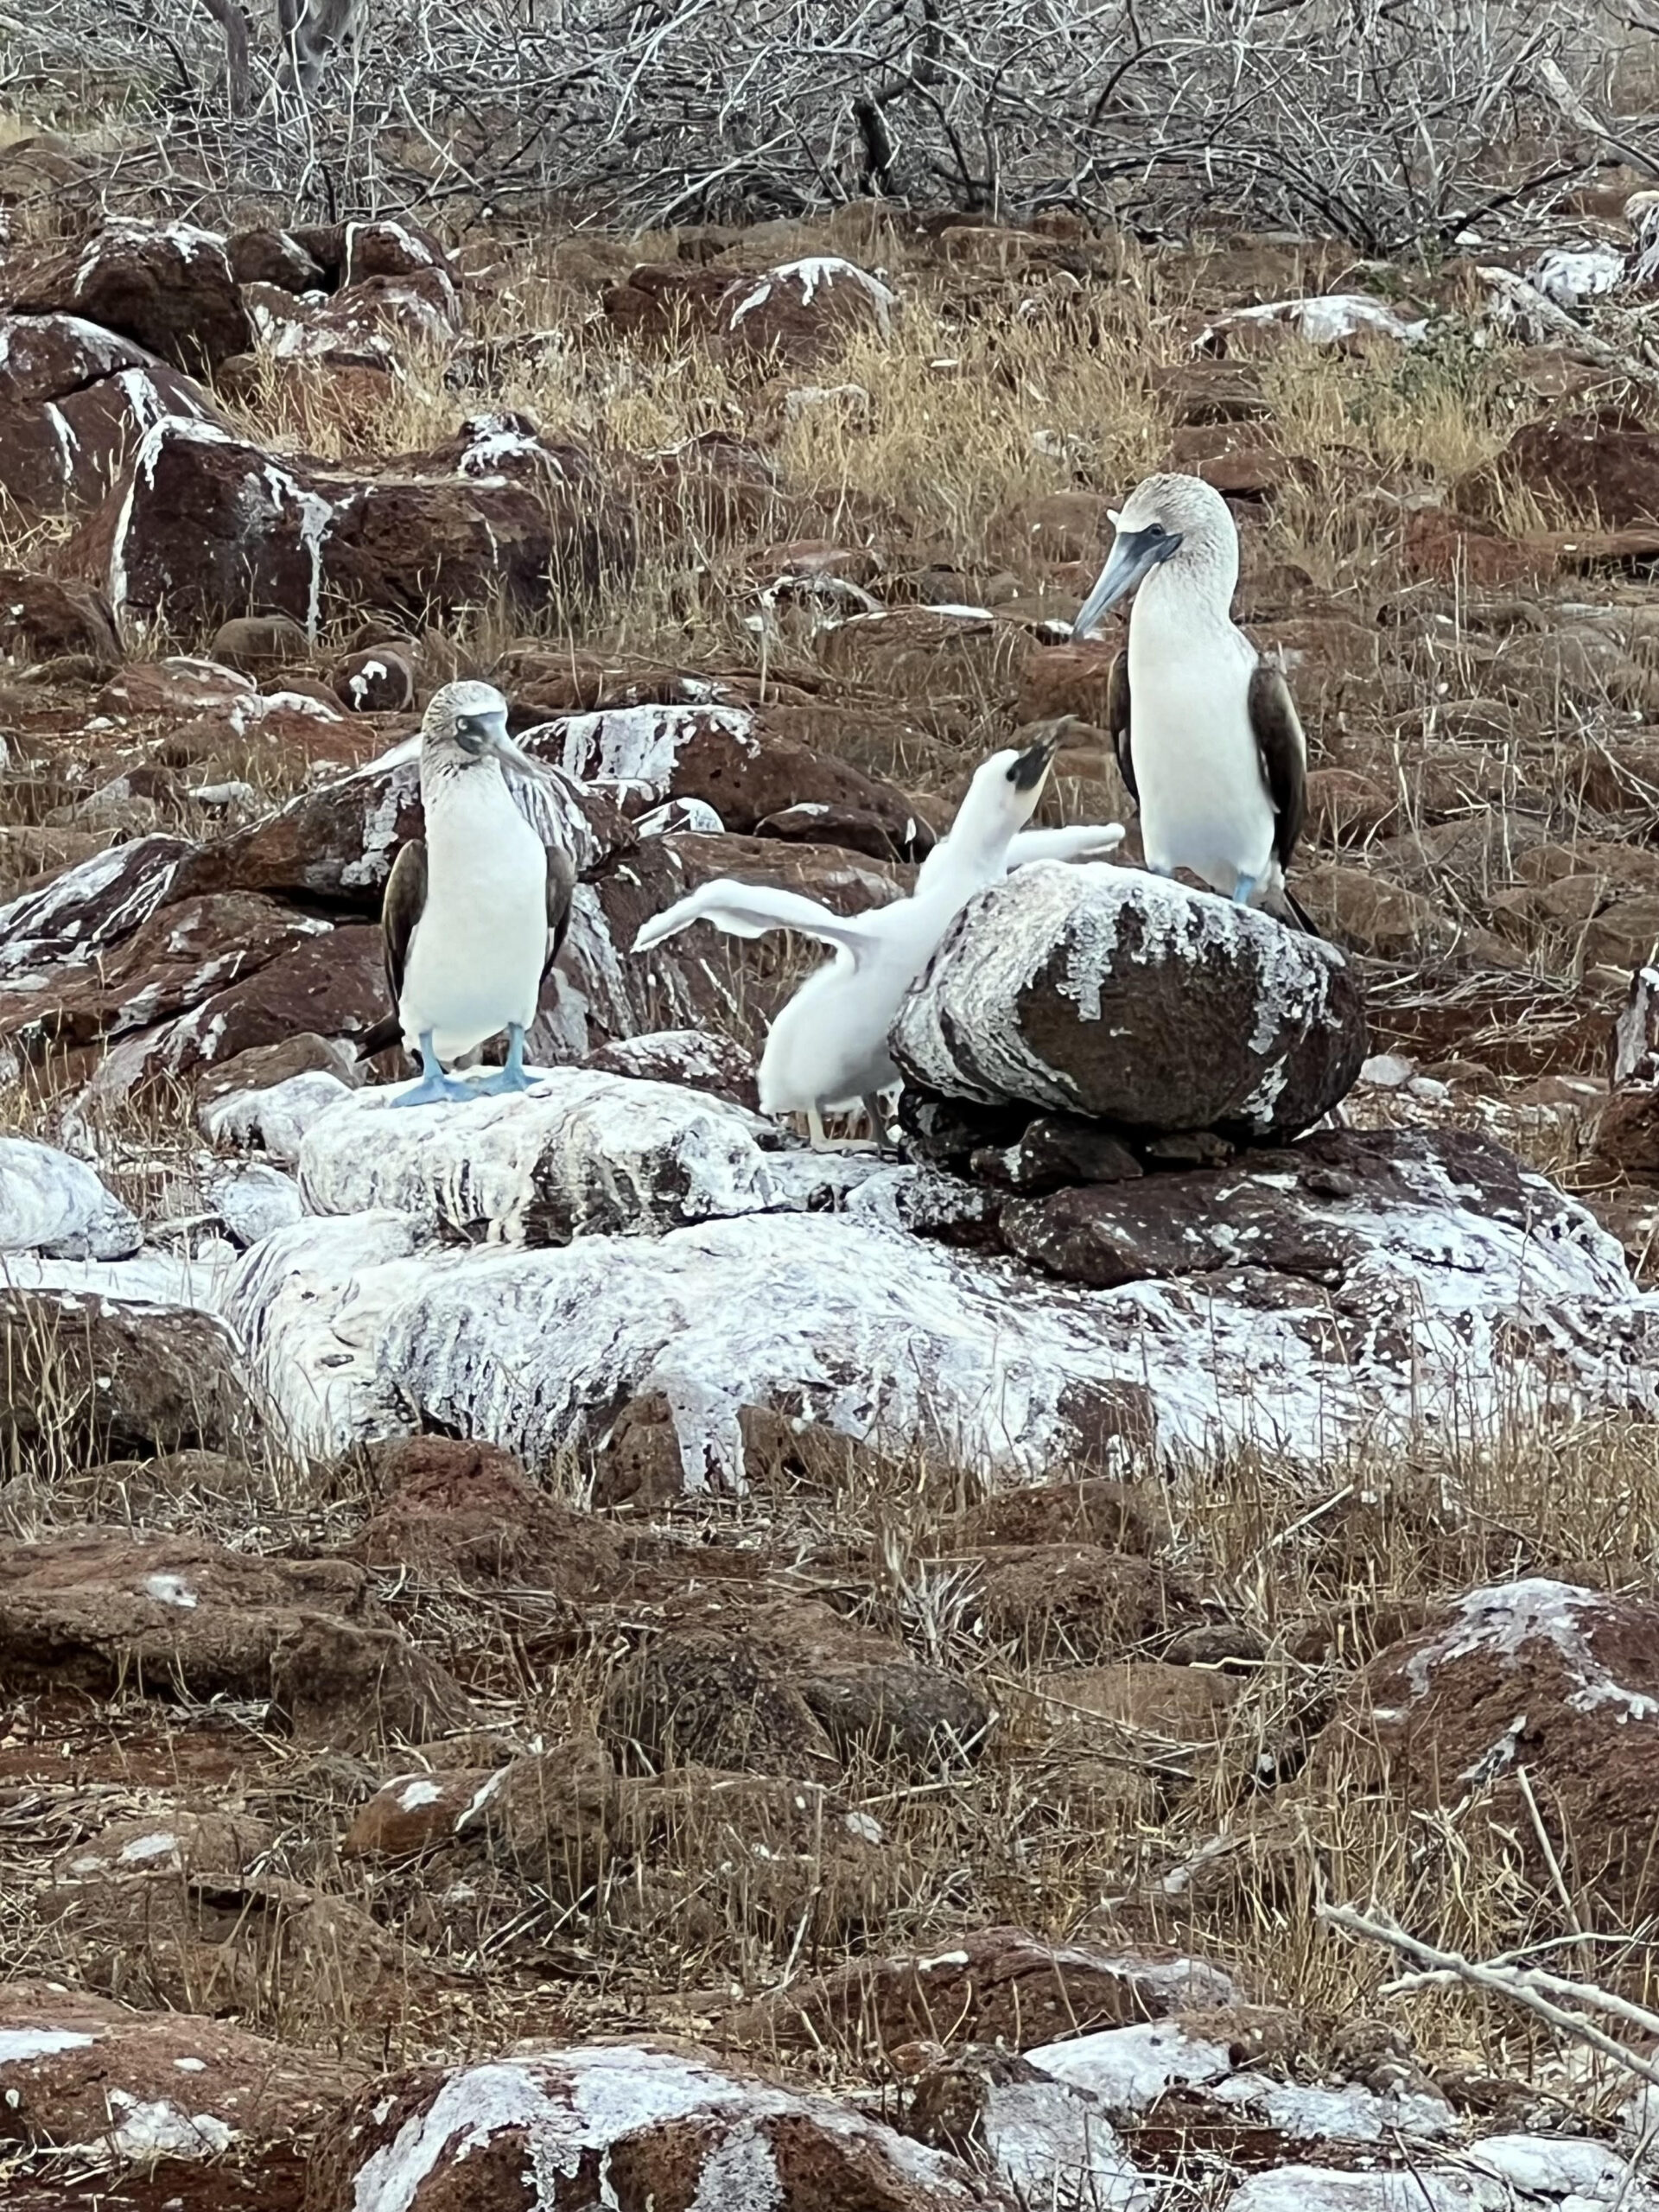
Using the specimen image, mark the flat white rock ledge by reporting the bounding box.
[296,1068,785,1241]
[224,1161,1659,1478]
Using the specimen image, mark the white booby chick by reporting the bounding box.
[1071,472,1310,922]
[360,679,575,1108]
[633,733,1093,1147]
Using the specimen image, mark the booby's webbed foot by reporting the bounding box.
[389,1033,474,1108]
[1231,873,1259,906]
[861,1092,900,1154]
[477,1024,537,1096]
[805,1104,880,1154]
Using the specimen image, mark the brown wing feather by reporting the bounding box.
[543,844,575,981]
[381,837,428,1015]
[1106,650,1137,804]
[1249,661,1307,870]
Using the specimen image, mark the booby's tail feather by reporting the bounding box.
[634,878,874,959]
[1281,885,1322,937]
[356,1015,404,1061]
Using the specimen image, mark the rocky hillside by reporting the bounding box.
[10,124,1659,2212]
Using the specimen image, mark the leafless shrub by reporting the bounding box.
[2,0,1636,247]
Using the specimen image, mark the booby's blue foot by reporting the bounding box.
[477,1023,536,1096]
[1232,874,1259,906]
[389,1032,474,1108]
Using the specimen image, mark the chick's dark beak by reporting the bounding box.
[1010,731,1061,792]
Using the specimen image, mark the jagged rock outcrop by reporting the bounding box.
[892,862,1367,1141]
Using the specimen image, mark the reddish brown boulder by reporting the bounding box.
[601,1628,841,1780]
[0,834,193,976]
[1305,766,1395,845]
[1306,1579,1659,1916]
[995,490,1119,564]
[63,417,634,632]
[0,890,333,1054]
[0,1528,472,1749]
[0,1292,251,1464]
[43,1843,426,2032]
[1001,1172,1357,1292]
[208,613,313,672]
[1487,406,1659,527]
[550,700,932,855]
[149,923,388,1074]
[0,1977,365,2176]
[1296,861,1463,959]
[970,1545,1199,1663]
[944,1476,1168,1556]
[0,312,222,511]
[723,1925,1240,2054]
[351,1435,624,1592]
[892,865,1367,1142]
[340,215,458,290]
[245,266,461,360]
[332,643,415,710]
[0,569,119,665]
[97,654,254,717]
[305,2039,1015,2211]
[1401,508,1550,588]
[342,1767,504,1859]
[721,256,899,359]
[226,225,327,290]
[1017,640,1117,726]
[601,1596,991,1781]
[604,256,897,364]
[2,220,251,374]
[600,260,739,344]
[634,428,784,539]
[581,1026,760,1109]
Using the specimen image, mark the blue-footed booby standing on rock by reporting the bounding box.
[633,731,1116,1148]
[358,679,575,1107]
[1072,471,1312,927]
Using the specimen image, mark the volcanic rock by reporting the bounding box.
[2,219,251,373]
[0,312,222,512]
[891,862,1366,1141]
[0,1528,472,1748]
[0,1977,365,2172]
[725,1926,1239,2056]
[0,1293,251,1464]
[0,1137,140,1259]
[1306,1578,1659,1917]
[65,416,634,634]
[307,2038,1016,2210]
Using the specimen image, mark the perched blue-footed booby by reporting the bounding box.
[633,732,1110,1149]
[1071,472,1312,926]
[358,679,575,1107]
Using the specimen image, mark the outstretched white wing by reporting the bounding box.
[633,877,878,962]
[1005,823,1125,869]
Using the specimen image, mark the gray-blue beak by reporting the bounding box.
[1071,526,1184,640]
[459,710,550,779]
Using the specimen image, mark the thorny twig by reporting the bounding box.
[2,0,1623,244]
[1320,1899,1659,2094]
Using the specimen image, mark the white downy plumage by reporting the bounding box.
[632,734,1122,1145]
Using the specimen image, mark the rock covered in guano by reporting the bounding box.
[892,861,1367,1141]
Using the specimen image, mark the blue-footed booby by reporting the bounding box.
[358,679,575,1107]
[633,732,1116,1148]
[1071,472,1311,925]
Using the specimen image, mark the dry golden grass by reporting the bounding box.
[8,206,1659,2159]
